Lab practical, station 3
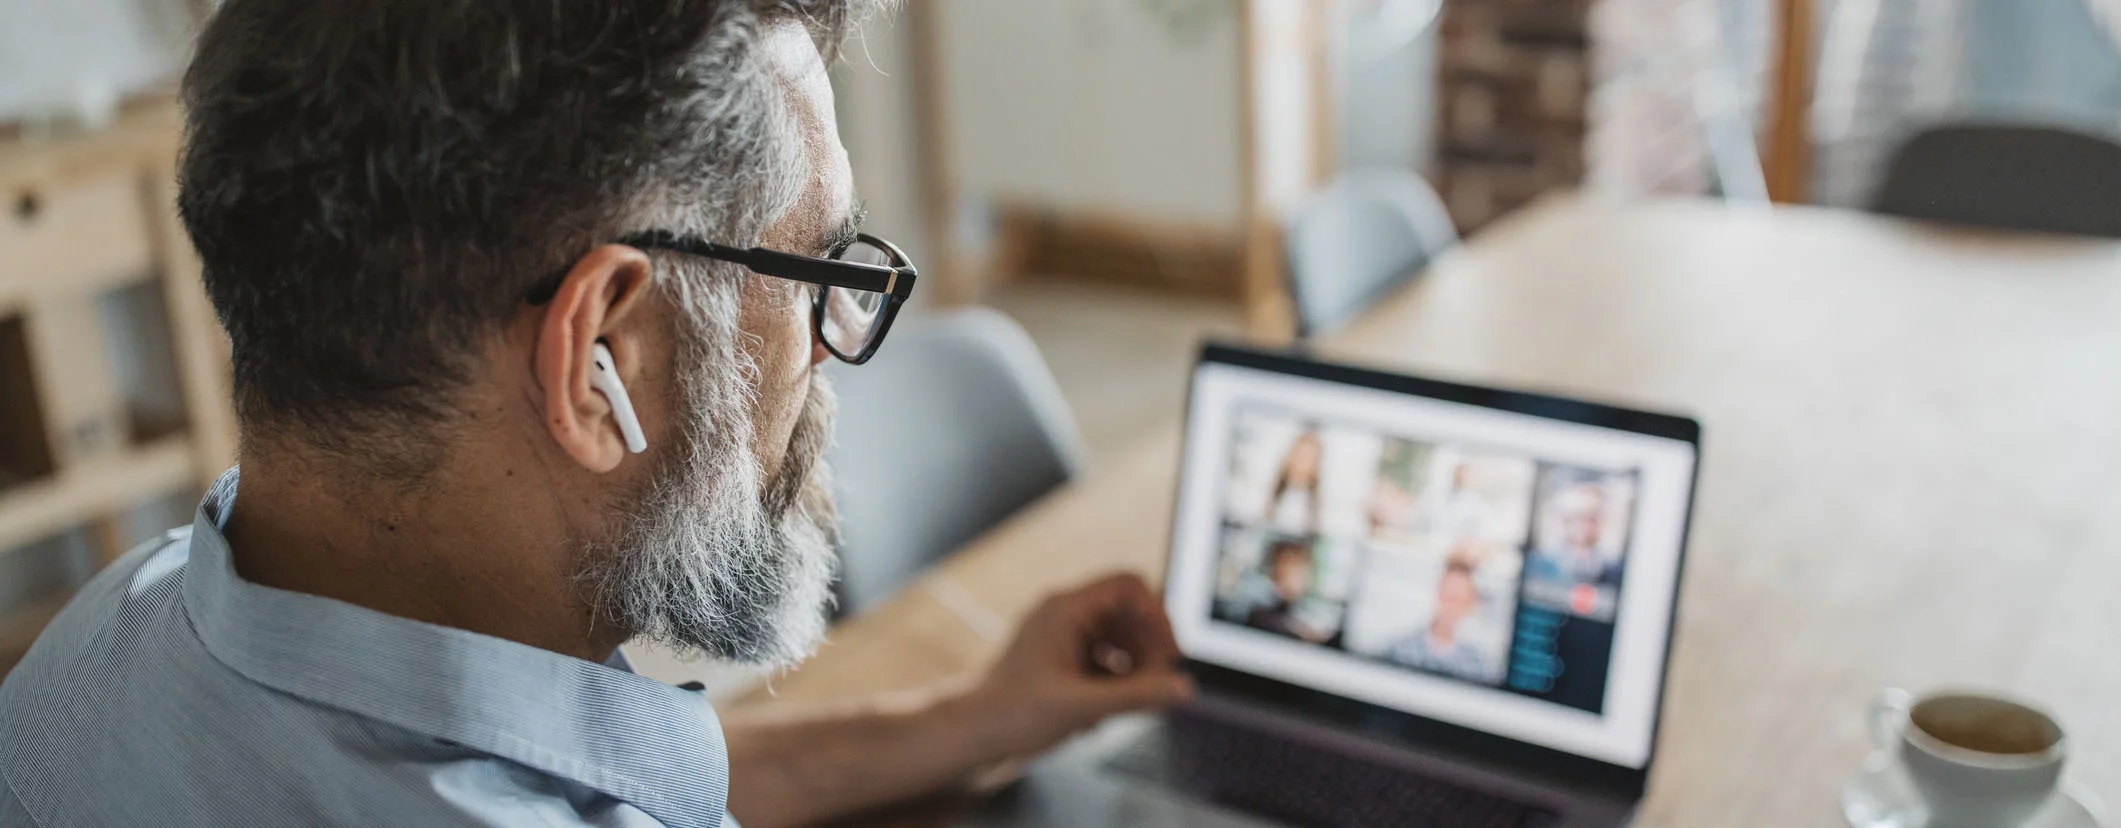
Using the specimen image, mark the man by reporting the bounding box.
[1426,462,1494,541]
[1383,557,1495,683]
[1527,481,1624,588]
[0,2,1192,826]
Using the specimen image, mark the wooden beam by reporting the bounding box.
[0,435,193,554]
[0,173,157,319]
[0,99,182,194]
[1306,0,1340,188]
[1765,0,1814,203]
[907,0,970,306]
[1238,0,1297,342]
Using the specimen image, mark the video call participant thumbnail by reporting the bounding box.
[1265,427,1324,536]
[1527,480,1622,587]
[1381,555,1497,683]
[1245,539,1335,644]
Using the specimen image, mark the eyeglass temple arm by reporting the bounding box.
[737,246,916,297]
[612,232,917,298]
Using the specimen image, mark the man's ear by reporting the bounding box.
[534,244,656,473]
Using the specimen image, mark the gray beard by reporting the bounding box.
[580,333,841,669]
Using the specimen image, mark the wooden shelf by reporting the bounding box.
[0,94,236,672]
[0,100,179,320]
[0,261,161,321]
[0,435,196,554]
[0,98,182,190]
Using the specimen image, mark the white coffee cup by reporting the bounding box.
[1869,688,2067,828]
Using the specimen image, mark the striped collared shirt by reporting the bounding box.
[1,470,737,827]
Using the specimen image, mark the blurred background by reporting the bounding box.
[8,0,2121,678]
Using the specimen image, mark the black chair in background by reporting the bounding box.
[1872,124,2121,238]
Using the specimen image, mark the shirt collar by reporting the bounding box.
[181,468,731,828]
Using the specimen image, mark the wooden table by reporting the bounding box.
[734,197,2121,824]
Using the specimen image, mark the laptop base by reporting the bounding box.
[955,702,1634,828]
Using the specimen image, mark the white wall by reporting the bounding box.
[833,12,931,270]
[1248,0,1314,217]
[834,0,1425,284]
[1334,0,1441,172]
[937,0,1246,228]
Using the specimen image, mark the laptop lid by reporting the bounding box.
[1165,345,1700,792]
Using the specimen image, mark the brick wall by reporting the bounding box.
[1435,0,1594,233]
[1439,0,1770,230]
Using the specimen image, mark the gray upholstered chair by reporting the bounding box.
[825,307,1087,615]
[1872,124,2121,238]
[1285,169,1458,338]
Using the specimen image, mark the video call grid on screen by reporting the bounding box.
[1168,359,1697,769]
[1204,399,1643,706]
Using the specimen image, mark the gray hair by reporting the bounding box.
[577,271,844,664]
[177,0,880,471]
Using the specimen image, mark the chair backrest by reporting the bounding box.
[1285,169,1458,337]
[825,307,1087,614]
[1873,124,2121,237]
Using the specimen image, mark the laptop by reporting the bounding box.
[959,344,1701,828]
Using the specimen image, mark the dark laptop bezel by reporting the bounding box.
[1167,343,1703,801]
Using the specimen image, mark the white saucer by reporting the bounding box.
[1844,756,2109,827]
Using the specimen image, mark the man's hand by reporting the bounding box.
[723,572,1194,826]
[968,573,1197,758]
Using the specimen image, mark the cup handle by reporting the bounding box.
[1869,687,1913,753]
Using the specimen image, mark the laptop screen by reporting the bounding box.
[1167,347,1699,770]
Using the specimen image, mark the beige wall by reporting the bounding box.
[833,11,932,273]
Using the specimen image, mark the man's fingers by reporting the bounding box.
[1084,668,1196,718]
[1069,571,1182,673]
[1031,572,1147,627]
[1109,602,1180,669]
[1069,574,1191,713]
[1063,572,1157,615]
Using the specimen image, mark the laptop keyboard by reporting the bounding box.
[1104,712,1557,828]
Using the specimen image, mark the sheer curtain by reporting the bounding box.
[1586,0,1773,200]
[1810,0,2121,206]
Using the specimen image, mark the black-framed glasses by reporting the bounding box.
[528,231,919,365]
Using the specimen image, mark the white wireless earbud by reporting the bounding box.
[587,342,647,455]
